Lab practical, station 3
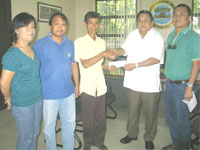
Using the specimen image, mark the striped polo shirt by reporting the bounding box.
[2,47,42,107]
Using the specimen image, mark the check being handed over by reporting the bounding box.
[108,60,128,68]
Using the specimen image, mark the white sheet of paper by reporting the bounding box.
[108,60,127,68]
[182,92,197,112]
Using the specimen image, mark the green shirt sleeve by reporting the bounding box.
[2,47,20,72]
[189,31,200,60]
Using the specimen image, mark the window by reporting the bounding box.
[96,0,137,76]
[192,0,200,34]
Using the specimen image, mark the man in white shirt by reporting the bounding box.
[112,10,164,150]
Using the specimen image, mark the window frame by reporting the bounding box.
[95,0,137,76]
[192,0,200,33]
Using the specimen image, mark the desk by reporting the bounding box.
[105,75,200,111]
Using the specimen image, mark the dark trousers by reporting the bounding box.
[126,89,160,142]
[81,93,106,149]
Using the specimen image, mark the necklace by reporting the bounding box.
[167,29,190,49]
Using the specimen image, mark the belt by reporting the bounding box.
[167,79,188,84]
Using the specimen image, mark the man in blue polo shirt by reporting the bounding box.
[163,4,200,150]
[34,13,79,150]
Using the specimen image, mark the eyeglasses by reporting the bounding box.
[137,19,151,23]
[167,44,176,49]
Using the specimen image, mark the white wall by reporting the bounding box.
[11,0,76,40]
[73,0,192,41]
[11,0,193,41]
[74,0,95,39]
[137,0,192,40]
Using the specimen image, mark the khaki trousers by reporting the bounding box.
[81,93,106,149]
[126,88,160,141]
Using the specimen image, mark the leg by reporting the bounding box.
[165,82,178,146]
[43,100,59,150]
[81,93,96,149]
[59,94,76,150]
[93,95,106,146]
[30,100,43,150]
[126,89,141,138]
[11,103,35,150]
[141,92,160,141]
[165,81,191,149]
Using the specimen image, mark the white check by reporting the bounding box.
[108,60,127,68]
[182,92,197,112]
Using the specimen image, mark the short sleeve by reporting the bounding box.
[121,30,137,55]
[74,40,80,63]
[191,34,200,60]
[70,42,75,63]
[150,35,165,64]
[2,48,20,72]
[102,39,106,51]
[121,32,132,54]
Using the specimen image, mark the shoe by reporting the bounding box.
[120,135,138,144]
[96,144,108,150]
[162,144,176,150]
[145,141,154,150]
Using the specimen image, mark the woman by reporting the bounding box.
[0,13,42,150]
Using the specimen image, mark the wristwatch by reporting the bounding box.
[187,82,193,88]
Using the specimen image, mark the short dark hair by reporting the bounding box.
[84,11,101,23]
[174,4,191,16]
[136,10,154,21]
[49,12,68,25]
[11,12,36,43]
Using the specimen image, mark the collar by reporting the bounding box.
[137,27,154,39]
[170,25,191,45]
[48,32,67,43]
[86,34,98,42]
[172,25,191,37]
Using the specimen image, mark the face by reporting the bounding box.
[49,15,67,38]
[173,6,191,30]
[137,13,153,36]
[15,21,35,43]
[85,18,100,35]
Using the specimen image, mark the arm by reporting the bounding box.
[184,60,200,100]
[102,65,117,72]
[137,57,160,67]
[80,50,113,68]
[0,70,15,110]
[124,57,160,71]
[72,62,79,98]
[115,47,126,56]
[106,47,126,60]
[110,47,126,58]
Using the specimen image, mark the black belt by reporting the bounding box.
[167,79,188,84]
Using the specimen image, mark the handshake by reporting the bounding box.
[102,49,127,72]
[103,49,118,60]
[101,49,118,72]
[103,48,136,71]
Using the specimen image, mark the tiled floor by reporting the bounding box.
[0,104,172,150]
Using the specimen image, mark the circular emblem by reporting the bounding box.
[150,0,175,28]
[67,52,71,58]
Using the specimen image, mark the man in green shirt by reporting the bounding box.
[164,4,200,150]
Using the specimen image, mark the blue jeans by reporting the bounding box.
[11,100,43,150]
[43,93,75,150]
[165,80,191,149]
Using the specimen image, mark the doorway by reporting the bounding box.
[0,0,12,110]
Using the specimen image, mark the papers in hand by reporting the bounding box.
[182,92,197,112]
[108,60,127,68]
